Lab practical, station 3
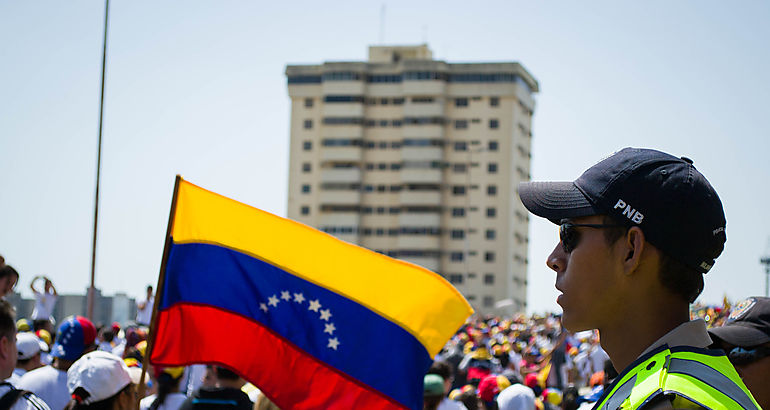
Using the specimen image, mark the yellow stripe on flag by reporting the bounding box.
[171,179,473,356]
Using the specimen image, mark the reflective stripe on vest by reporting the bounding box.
[594,345,761,410]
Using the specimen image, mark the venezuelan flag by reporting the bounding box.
[150,178,473,409]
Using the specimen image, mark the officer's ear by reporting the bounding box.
[622,226,646,275]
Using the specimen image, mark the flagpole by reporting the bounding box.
[138,175,182,404]
[87,0,111,321]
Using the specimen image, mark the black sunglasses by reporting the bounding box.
[728,346,770,366]
[559,222,625,253]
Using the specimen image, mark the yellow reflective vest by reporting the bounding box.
[593,345,760,409]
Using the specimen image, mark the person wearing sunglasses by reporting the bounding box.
[709,297,770,408]
[518,148,760,409]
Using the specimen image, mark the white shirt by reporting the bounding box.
[5,368,25,386]
[437,397,468,410]
[0,383,50,410]
[136,296,154,325]
[17,366,68,410]
[140,392,187,410]
[31,291,56,321]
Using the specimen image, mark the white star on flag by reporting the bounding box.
[259,303,268,312]
[293,293,305,303]
[319,309,332,321]
[308,300,321,312]
[324,323,336,334]
[268,295,279,307]
[281,290,291,301]
[327,337,339,350]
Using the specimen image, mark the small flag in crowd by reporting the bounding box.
[149,178,473,409]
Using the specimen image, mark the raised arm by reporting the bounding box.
[29,275,42,293]
[48,278,58,296]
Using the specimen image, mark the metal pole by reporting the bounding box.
[761,257,770,298]
[87,0,110,320]
[138,175,182,407]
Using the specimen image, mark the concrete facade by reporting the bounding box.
[285,45,537,315]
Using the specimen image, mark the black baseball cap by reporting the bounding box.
[709,297,770,347]
[518,147,726,274]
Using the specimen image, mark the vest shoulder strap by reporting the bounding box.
[595,347,760,410]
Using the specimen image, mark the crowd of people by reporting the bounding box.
[423,298,770,410]
[0,254,768,410]
[0,257,283,410]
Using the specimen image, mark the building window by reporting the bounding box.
[302,141,312,151]
[375,228,384,236]
[454,141,467,151]
[452,186,466,195]
[485,252,495,262]
[450,230,465,239]
[412,96,435,103]
[376,207,385,214]
[304,98,313,108]
[453,163,467,173]
[490,97,499,107]
[455,98,468,107]
[489,119,499,129]
[450,252,464,262]
[303,119,313,129]
[486,207,496,217]
[488,163,498,173]
[301,184,311,193]
[484,274,495,284]
[449,274,464,284]
[483,296,494,307]
[451,208,465,217]
[485,229,495,240]
[455,120,468,129]
[487,185,497,196]
[302,163,311,172]
[378,142,388,149]
[300,206,310,215]
[488,141,498,151]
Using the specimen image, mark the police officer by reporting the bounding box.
[709,296,770,408]
[518,148,759,409]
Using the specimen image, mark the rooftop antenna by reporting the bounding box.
[761,237,770,297]
[380,3,385,45]
[379,4,386,44]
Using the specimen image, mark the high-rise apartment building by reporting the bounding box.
[285,45,537,315]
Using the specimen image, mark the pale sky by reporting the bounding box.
[1,1,768,315]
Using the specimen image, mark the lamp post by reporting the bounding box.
[761,256,770,297]
[87,0,110,320]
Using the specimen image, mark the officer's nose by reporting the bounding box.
[547,242,566,273]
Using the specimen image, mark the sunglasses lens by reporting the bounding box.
[560,224,578,253]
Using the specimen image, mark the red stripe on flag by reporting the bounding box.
[151,303,407,410]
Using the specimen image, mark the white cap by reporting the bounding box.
[67,351,132,405]
[16,333,47,360]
